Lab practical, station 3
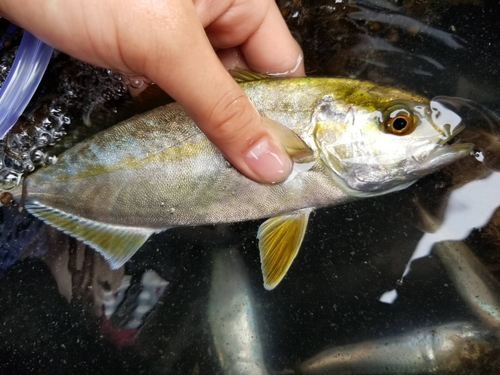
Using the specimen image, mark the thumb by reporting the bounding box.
[144,9,292,184]
[181,72,293,184]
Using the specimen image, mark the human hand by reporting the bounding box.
[0,0,304,183]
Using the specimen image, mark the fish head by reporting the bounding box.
[311,93,473,195]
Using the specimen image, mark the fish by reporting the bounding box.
[2,71,473,290]
[208,246,267,375]
[293,321,496,374]
[434,240,500,338]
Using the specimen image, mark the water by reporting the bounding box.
[1,1,500,374]
[0,30,141,189]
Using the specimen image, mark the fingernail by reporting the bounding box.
[267,54,304,77]
[245,138,292,183]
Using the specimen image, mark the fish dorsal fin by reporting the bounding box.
[230,68,272,83]
[258,209,312,290]
[25,202,156,269]
[261,117,315,163]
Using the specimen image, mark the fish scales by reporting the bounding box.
[25,79,359,227]
[8,75,472,289]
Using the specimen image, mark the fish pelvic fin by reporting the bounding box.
[25,202,157,269]
[257,209,313,290]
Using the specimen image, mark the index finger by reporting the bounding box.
[241,1,304,76]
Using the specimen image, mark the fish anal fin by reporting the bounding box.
[257,209,312,290]
[25,202,156,269]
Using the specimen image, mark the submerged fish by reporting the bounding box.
[434,240,500,338]
[208,247,267,375]
[3,72,472,289]
[294,321,496,374]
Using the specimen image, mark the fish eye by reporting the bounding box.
[382,105,416,135]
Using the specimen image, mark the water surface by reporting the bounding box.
[1,1,500,374]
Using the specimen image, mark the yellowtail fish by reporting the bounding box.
[4,71,473,290]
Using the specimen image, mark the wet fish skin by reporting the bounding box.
[21,77,466,226]
[208,247,267,375]
[296,322,494,374]
[10,76,472,289]
[434,240,500,337]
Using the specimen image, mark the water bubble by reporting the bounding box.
[112,72,123,81]
[0,47,16,87]
[41,118,51,127]
[102,89,112,101]
[114,82,126,95]
[1,55,135,186]
[47,156,58,165]
[49,106,61,115]
[116,71,154,89]
[36,135,49,147]
[0,171,22,189]
[31,150,46,164]
[128,76,144,89]
[52,131,65,141]
[473,149,484,162]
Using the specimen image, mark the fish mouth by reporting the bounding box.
[422,140,473,167]
[433,96,500,171]
[448,141,475,155]
[429,127,474,163]
[445,133,474,151]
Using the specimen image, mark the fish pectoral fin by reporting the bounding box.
[258,209,312,290]
[25,202,156,269]
[261,117,315,163]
